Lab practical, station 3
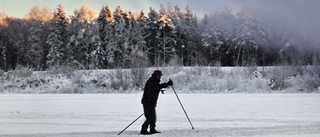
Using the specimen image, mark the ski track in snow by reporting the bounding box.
[0,93,320,137]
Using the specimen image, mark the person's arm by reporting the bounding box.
[159,79,173,89]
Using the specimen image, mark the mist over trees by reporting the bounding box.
[0,4,319,71]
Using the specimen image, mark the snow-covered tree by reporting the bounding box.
[67,5,99,69]
[1,3,318,70]
[156,5,176,66]
[201,7,238,66]
[0,13,6,70]
[145,8,160,66]
[3,19,31,69]
[166,5,185,65]
[0,44,7,71]
[73,5,96,24]
[0,31,7,70]
[22,6,53,70]
[0,12,8,26]
[83,22,102,69]
[235,9,261,66]
[89,39,106,69]
[38,22,52,70]
[46,33,63,67]
[136,10,147,22]
[181,5,203,66]
[313,48,320,65]
[123,10,148,68]
[51,4,68,41]
[67,19,87,69]
[46,4,68,67]
[26,6,53,23]
[97,5,114,68]
[26,20,45,69]
[112,6,128,68]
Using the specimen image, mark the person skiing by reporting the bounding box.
[140,70,173,135]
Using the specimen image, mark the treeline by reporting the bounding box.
[0,4,319,71]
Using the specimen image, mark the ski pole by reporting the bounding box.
[171,85,195,129]
[118,113,144,135]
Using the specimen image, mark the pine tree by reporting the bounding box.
[89,40,106,69]
[113,6,127,68]
[3,19,31,69]
[26,6,53,23]
[1,3,318,69]
[201,7,238,66]
[0,32,7,71]
[235,9,256,66]
[182,5,203,66]
[46,4,68,67]
[0,44,7,71]
[39,22,52,70]
[46,32,63,66]
[86,19,104,69]
[136,10,147,22]
[123,10,148,68]
[147,5,176,66]
[145,7,160,66]
[73,5,96,24]
[0,12,6,25]
[97,5,114,68]
[0,16,6,70]
[54,4,67,42]
[26,20,44,69]
[68,5,98,69]
[134,11,149,67]
[157,13,176,66]
[24,6,53,70]
[67,19,87,69]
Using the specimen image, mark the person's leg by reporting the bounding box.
[149,107,160,134]
[141,104,152,134]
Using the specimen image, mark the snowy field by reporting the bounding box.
[2,66,320,94]
[1,93,320,137]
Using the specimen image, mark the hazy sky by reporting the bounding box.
[1,0,318,22]
[0,0,242,18]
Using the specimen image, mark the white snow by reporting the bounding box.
[1,93,320,137]
[1,66,319,94]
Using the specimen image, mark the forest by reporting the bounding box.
[0,4,319,71]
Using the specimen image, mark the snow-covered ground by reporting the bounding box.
[1,93,320,137]
[1,66,320,94]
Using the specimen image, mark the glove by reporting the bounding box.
[167,79,173,86]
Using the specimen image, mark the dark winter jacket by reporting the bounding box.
[141,75,170,106]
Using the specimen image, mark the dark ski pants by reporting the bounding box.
[142,103,157,130]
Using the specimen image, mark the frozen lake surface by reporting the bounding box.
[0,93,320,137]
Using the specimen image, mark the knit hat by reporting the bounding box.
[152,70,163,76]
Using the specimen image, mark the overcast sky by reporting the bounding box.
[1,0,318,21]
[0,0,242,17]
[1,0,318,27]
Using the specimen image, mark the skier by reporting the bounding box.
[140,70,173,135]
